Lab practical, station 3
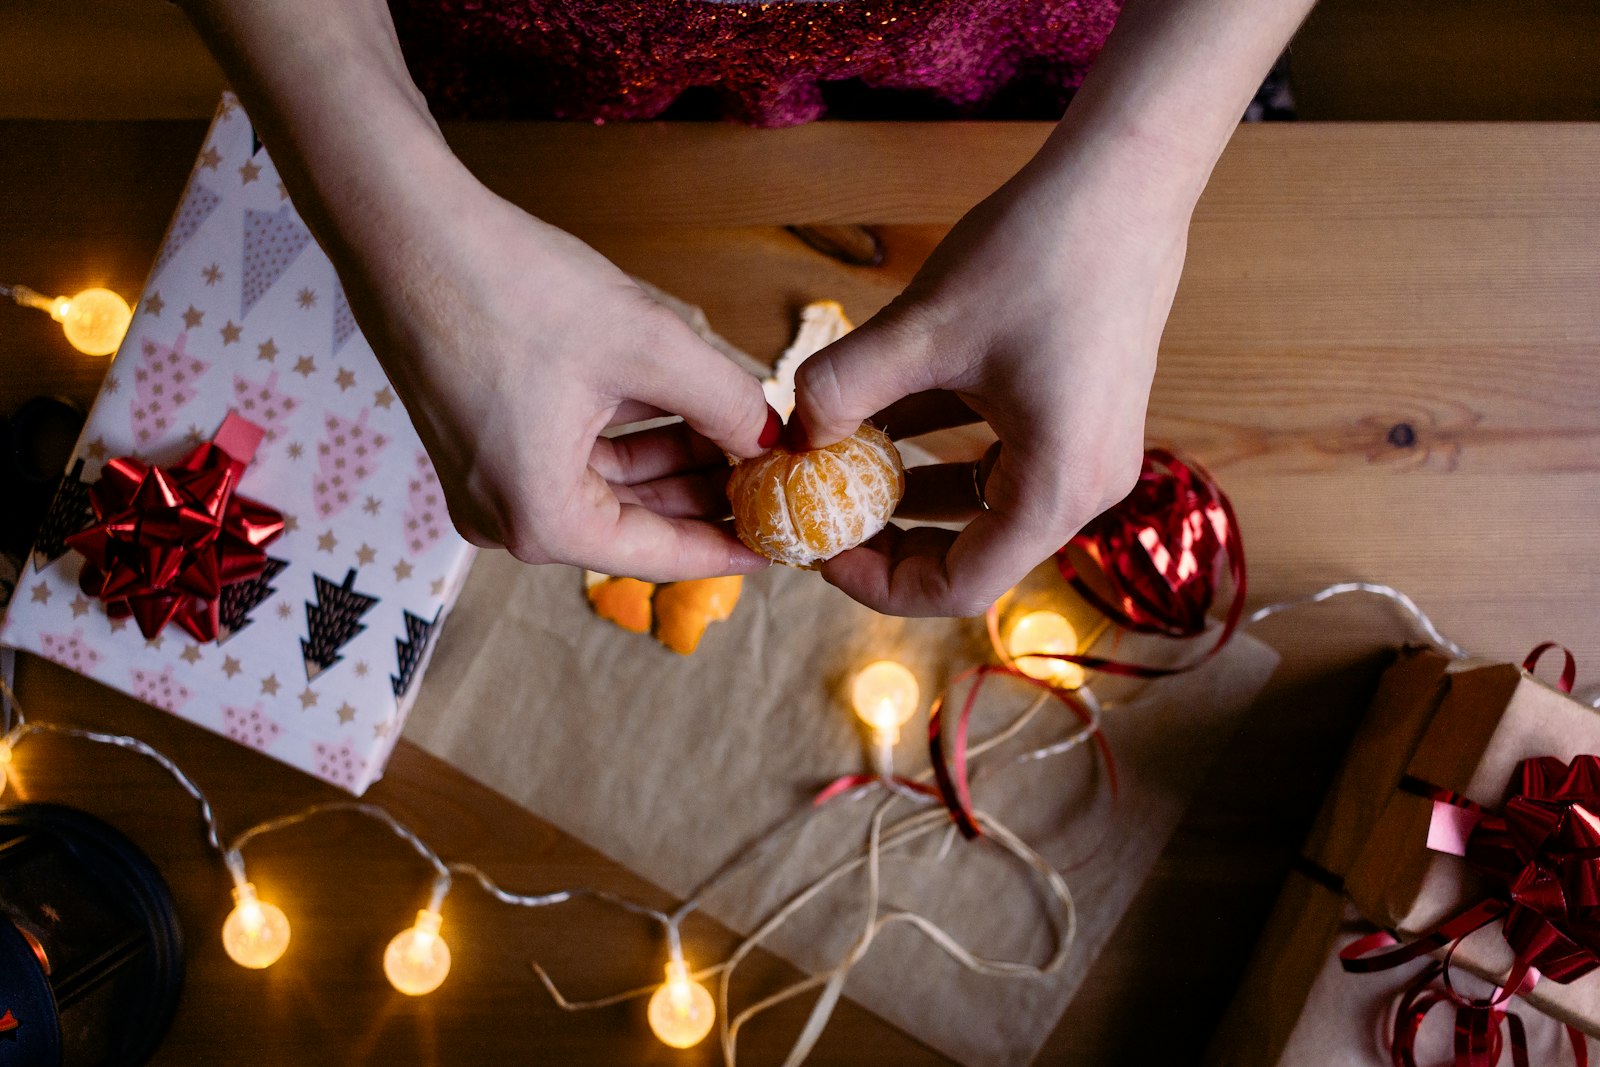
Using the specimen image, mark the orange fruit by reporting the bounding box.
[728,423,904,567]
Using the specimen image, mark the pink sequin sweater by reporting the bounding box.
[389,1,1124,127]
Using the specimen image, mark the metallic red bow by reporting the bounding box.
[65,412,284,642]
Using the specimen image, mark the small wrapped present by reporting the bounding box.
[0,95,475,794]
[1207,648,1600,1065]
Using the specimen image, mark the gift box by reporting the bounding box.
[1206,648,1599,1065]
[0,95,475,794]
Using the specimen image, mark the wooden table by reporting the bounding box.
[3,120,1598,1065]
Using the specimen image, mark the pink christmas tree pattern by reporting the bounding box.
[313,408,389,520]
[224,703,282,752]
[331,282,358,354]
[131,333,210,448]
[231,370,299,445]
[403,451,446,556]
[38,630,103,674]
[313,739,363,791]
[153,180,221,275]
[130,666,191,714]
[241,204,312,318]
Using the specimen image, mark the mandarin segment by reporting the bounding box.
[729,423,904,567]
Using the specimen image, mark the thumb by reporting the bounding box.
[792,312,942,449]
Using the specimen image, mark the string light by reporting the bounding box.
[221,881,291,969]
[0,733,13,799]
[1006,611,1086,690]
[384,908,452,995]
[850,660,919,744]
[647,959,716,1048]
[5,283,132,356]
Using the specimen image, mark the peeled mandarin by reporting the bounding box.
[728,423,904,567]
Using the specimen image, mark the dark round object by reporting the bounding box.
[0,916,61,1066]
[0,804,185,1067]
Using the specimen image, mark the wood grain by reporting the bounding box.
[3,119,1599,1064]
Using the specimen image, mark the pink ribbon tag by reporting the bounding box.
[1429,798,1480,857]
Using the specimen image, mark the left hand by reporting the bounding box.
[789,145,1189,617]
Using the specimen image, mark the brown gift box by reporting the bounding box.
[1342,653,1600,1036]
[1204,647,1454,1067]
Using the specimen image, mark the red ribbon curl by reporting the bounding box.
[986,449,1245,681]
[65,412,284,642]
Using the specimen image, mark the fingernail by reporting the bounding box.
[759,405,782,449]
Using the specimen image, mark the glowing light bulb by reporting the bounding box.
[1006,610,1085,689]
[221,882,291,969]
[850,660,920,744]
[384,909,451,996]
[0,737,12,798]
[9,285,131,356]
[647,959,715,1049]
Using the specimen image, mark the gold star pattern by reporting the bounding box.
[287,442,304,460]
[299,687,319,710]
[297,288,317,309]
[70,595,91,618]
[292,355,316,378]
[373,720,393,740]
[102,376,120,394]
[276,180,290,202]
[430,578,446,598]
[86,438,108,461]
[336,703,357,724]
[203,263,224,286]
[354,661,369,678]
[145,635,164,651]
[30,583,50,604]
[219,320,242,344]
[222,655,242,678]
[362,496,381,516]
[219,96,237,116]
[282,514,300,534]
[373,387,395,410]
[317,530,338,553]
[199,147,222,170]
[261,674,281,696]
[276,601,293,620]
[108,618,129,635]
[183,306,204,329]
[145,292,165,316]
[257,338,278,363]
[355,543,376,566]
[334,368,357,391]
[393,560,413,581]
[239,160,262,184]
[179,645,203,665]
[184,425,205,447]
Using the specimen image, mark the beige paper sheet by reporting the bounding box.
[403,551,1277,1066]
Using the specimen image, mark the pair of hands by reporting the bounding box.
[352,148,1185,617]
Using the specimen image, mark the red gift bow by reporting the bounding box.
[65,412,284,642]
[1341,649,1596,1066]
[985,449,1245,681]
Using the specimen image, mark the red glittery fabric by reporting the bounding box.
[389,1,1124,127]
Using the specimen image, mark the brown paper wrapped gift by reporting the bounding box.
[1342,652,1600,1036]
[1204,647,1454,1067]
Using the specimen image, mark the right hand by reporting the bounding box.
[339,175,779,580]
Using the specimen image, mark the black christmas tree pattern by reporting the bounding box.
[404,451,446,555]
[241,204,312,317]
[224,702,283,752]
[217,556,289,643]
[331,281,358,354]
[390,607,442,698]
[131,333,210,447]
[153,180,221,275]
[301,568,380,681]
[313,408,389,519]
[231,370,300,446]
[31,458,96,572]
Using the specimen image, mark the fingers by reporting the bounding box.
[591,422,729,485]
[573,470,768,581]
[871,390,981,440]
[629,311,777,460]
[612,468,732,521]
[896,462,985,523]
[791,315,947,449]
